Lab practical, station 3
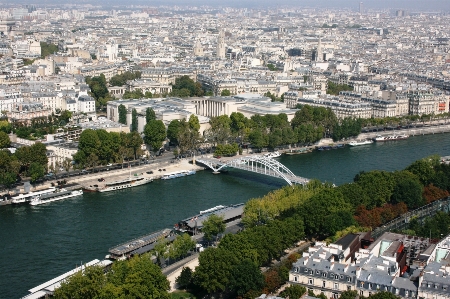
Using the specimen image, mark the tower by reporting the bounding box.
[359,2,363,14]
[216,30,226,59]
[193,40,204,57]
[316,37,323,62]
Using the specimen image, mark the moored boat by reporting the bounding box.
[161,170,196,180]
[264,151,281,158]
[349,139,374,146]
[84,176,153,192]
[373,134,409,142]
[11,187,57,204]
[30,189,83,206]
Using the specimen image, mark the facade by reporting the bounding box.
[6,102,51,125]
[77,95,96,113]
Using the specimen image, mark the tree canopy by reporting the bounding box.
[144,120,166,153]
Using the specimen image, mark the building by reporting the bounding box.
[216,30,226,59]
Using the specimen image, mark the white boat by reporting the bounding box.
[161,170,196,180]
[348,140,373,146]
[84,176,153,193]
[373,135,409,142]
[11,187,56,204]
[30,189,83,206]
[99,177,152,192]
[264,151,281,158]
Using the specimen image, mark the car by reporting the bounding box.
[98,178,105,182]
[106,163,112,167]
[146,171,154,174]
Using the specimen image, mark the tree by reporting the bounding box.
[369,292,400,299]
[229,259,264,296]
[40,41,58,58]
[144,120,166,154]
[54,266,106,299]
[152,237,168,267]
[177,119,202,155]
[176,267,193,290]
[279,285,306,299]
[204,115,232,146]
[29,162,45,183]
[193,247,238,294]
[169,233,196,261]
[105,254,170,299]
[248,129,268,152]
[221,89,231,96]
[118,104,127,125]
[188,114,200,132]
[0,131,10,148]
[167,120,181,146]
[146,107,156,123]
[391,172,424,209]
[131,108,138,132]
[202,214,226,242]
[76,129,101,165]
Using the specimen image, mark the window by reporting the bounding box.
[347,286,352,291]
[332,293,339,299]
[369,292,372,296]
[369,283,372,289]
[334,283,339,290]
[323,281,326,288]
[360,291,364,296]
[395,288,399,295]
[323,273,327,277]
[294,276,298,282]
[316,270,320,274]
[310,270,313,275]
[347,277,352,282]
[308,278,314,285]
[330,274,334,279]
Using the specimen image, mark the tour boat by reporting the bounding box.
[373,135,409,142]
[348,139,373,146]
[11,187,57,204]
[30,189,83,206]
[161,170,196,180]
[84,177,153,192]
[264,151,281,158]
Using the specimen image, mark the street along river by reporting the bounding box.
[2,132,450,298]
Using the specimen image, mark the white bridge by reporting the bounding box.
[195,155,309,186]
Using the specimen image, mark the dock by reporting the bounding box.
[108,228,173,259]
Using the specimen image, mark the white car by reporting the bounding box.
[106,163,112,167]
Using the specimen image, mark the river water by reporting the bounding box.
[2,133,450,298]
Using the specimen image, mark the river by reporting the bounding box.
[2,133,450,298]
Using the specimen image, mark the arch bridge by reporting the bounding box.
[195,155,309,186]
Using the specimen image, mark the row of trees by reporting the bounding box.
[243,155,450,238]
[0,142,48,186]
[54,254,170,299]
[190,215,305,297]
[74,129,143,168]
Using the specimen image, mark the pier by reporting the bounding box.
[108,228,174,260]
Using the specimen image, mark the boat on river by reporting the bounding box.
[30,189,83,206]
[161,170,196,180]
[349,139,374,146]
[373,135,409,142]
[264,151,281,158]
[84,176,152,192]
[11,187,56,204]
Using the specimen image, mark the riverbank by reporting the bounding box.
[0,158,206,205]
